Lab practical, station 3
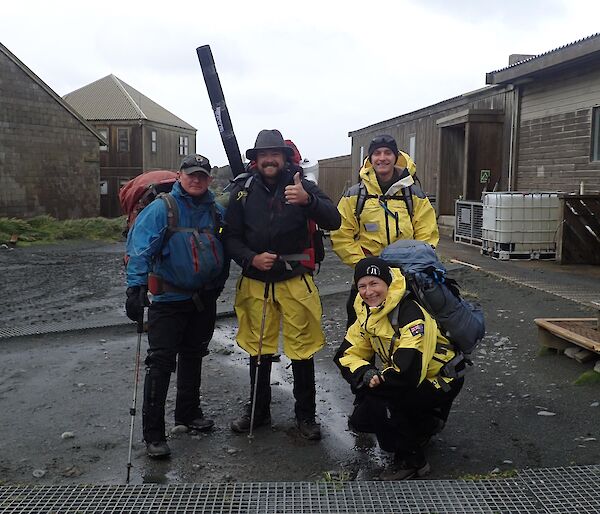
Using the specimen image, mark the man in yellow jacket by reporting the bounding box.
[331,134,439,327]
[334,257,464,480]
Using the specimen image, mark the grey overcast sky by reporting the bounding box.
[2,0,600,166]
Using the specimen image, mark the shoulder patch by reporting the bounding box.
[409,323,425,337]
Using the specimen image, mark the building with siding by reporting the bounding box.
[63,75,196,217]
[486,33,600,193]
[0,43,103,220]
[347,33,600,217]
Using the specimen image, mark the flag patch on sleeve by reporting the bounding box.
[409,323,425,336]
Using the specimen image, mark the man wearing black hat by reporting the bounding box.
[331,134,439,328]
[334,256,464,480]
[224,129,341,440]
[125,154,228,458]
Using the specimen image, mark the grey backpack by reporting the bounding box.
[380,239,485,358]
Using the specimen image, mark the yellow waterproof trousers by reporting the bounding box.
[234,274,325,360]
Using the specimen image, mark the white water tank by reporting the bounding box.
[481,192,561,259]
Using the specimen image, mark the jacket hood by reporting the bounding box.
[359,151,416,195]
[353,267,407,327]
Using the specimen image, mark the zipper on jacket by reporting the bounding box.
[190,235,200,272]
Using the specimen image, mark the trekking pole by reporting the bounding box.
[248,281,270,441]
[125,311,144,484]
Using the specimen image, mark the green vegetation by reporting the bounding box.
[574,369,600,386]
[0,215,126,246]
[460,469,519,480]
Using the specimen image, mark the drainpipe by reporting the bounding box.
[507,85,520,192]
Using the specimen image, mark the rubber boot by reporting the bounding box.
[292,358,321,440]
[142,368,171,458]
[174,355,214,431]
[231,355,272,433]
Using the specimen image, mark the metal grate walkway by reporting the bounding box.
[0,466,598,513]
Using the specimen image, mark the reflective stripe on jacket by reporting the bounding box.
[335,268,456,391]
[125,181,227,302]
[331,152,439,267]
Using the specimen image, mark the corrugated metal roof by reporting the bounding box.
[487,32,600,75]
[63,74,196,130]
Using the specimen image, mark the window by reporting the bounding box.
[118,128,129,152]
[179,135,189,156]
[409,134,416,159]
[151,130,157,153]
[592,106,600,161]
[100,181,108,195]
[98,128,108,151]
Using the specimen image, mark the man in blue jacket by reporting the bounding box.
[125,154,228,458]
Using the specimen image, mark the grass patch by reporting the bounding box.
[574,369,600,386]
[460,469,519,480]
[0,216,126,245]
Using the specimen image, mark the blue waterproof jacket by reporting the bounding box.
[126,181,228,302]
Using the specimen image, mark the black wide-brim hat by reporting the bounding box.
[246,129,294,161]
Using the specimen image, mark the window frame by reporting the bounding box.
[97,127,108,151]
[179,135,189,156]
[151,130,157,153]
[591,106,600,162]
[117,128,130,152]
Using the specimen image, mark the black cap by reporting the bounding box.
[354,257,393,287]
[368,134,399,160]
[246,129,294,161]
[180,154,212,175]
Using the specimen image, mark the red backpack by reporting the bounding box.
[119,170,178,235]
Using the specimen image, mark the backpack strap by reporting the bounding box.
[354,179,414,222]
[158,193,179,247]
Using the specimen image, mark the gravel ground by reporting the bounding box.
[0,238,598,485]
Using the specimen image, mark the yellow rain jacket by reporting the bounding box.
[331,152,439,267]
[335,268,457,392]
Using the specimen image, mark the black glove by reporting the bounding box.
[361,367,380,388]
[125,286,149,322]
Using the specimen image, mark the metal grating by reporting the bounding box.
[520,466,600,514]
[2,468,599,514]
[455,201,484,247]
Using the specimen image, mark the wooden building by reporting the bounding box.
[317,154,352,205]
[64,75,196,217]
[0,43,103,220]
[348,86,514,217]
[486,33,600,193]
[347,33,600,218]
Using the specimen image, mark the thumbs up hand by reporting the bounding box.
[284,172,310,206]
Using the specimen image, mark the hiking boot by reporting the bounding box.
[230,405,271,433]
[174,414,215,432]
[379,457,430,481]
[297,418,322,440]
[146,441,171,459]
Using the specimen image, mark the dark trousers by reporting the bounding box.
[349,378,464,459]
[142,296,217,442]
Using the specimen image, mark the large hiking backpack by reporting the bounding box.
[380,239,485,357]
[119,170,178,236]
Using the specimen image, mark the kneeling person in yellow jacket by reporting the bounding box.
[334,257,464,480]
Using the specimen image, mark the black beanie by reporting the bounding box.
[354,257,393,287]
[368,134,399,160]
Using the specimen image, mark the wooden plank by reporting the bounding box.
[534,318,600,353]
